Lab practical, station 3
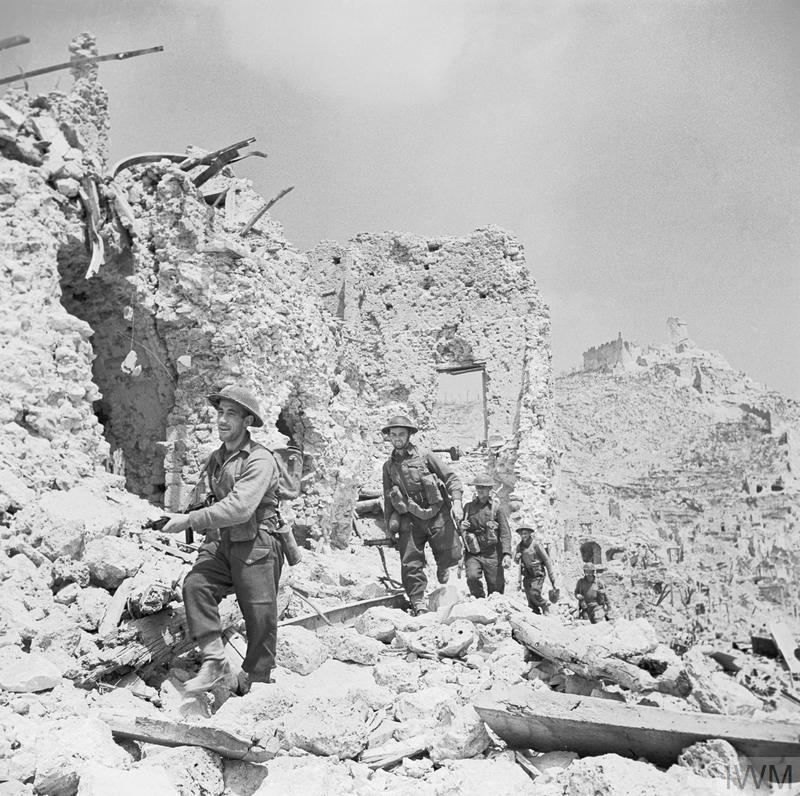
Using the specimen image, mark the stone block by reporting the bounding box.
[372,659,421,693]
[76,762,179,795]
[222,759,268,796]
[395,619,478,658]
[253,755,372,795]
[0,650,63,692]
[82,536,143,590]
[427,757,537,795]
[444,598,499,625]
[353,607,397,643]
[675,739,751,781]
[138,745,224,795]
[279,696,371,758]
[275,626,328,675]
[393,686,457,725]
[75,587,111,631]
[212,682,298,742]
[317,625,384,665]
[427,705,490,762]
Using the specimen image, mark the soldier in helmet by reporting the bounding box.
[514,524,557,614]
[162,385,283,695]
[460,474,512,597]
[381,415,463,615]
[574,562,611,623]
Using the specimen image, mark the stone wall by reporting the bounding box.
[306,230,554,533]
[0,39,112,498]
[0,38,554,550]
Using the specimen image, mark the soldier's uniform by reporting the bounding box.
[515,528,556,614]
[574,564,611,622]
[382,416,462,612]
[181,386,284,693]
[461,476,512,598]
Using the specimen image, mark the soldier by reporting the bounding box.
[460,474,512,597]
[162,385,283,695]
[382,415,463,615]
[514,525,557,614]
[575,562,611,622]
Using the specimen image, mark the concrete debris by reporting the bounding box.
[137,746,224,796]
[278,696,371,758]
[395,619,478,659]
[317,625,384,665]
[0,650,63,692]
[82,536,144,590]
[426,705,490,762]
[353,607,399,643]
[1,32,799,796]
[75,763,179,796]
[275,626,329,675]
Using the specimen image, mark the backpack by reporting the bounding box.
[270,446,303,500]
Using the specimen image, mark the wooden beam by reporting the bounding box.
[0,35,30,52]
[100,711,276,763]
[0,45,164,86]
[769,622,800,678]
[474,684,800,767]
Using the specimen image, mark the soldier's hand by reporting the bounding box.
[451,499,463,519]
[486,520,499,532]
[459,520,471,532]
[162,513,191,534]
[502,554,512,569]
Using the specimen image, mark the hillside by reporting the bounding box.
[552,329,800,644]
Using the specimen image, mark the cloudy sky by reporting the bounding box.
[6,1,799,397]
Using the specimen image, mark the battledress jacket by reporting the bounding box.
[382,443,462,527]
[516,540,555,582]
[462,500,513,557]
[187,434,279,543]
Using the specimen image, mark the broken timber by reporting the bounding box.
[474,684,800,767]
[279,590,408,632]
[769,621,800,679]
[100,711,276,763]
[0,45,164,86]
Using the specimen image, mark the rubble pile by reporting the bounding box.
[553,322,800,642]
[3,31,800,796]
[3,553,798,794]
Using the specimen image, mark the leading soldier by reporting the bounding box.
[382,415,463,615]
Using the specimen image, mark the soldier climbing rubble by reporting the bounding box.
[574,562,612,623]
[381,415,463,615]
[514,524,557,614]
[160,385,286,696]
[460,473,513,597]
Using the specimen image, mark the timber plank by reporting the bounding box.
[473,684,800,767]
[769,622,800,678]
[101,711,274,763]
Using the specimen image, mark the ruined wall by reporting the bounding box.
[306,229,555,531]
[0,41,112,498]
[582,332,639,372]
[0,38,554,550]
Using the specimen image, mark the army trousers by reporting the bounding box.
[183,526,284,681]
[522,573,549,614]
[398,511,460,607]
[580,601,607,623]
[465,553,505,598]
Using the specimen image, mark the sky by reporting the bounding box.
[5,1,799,397]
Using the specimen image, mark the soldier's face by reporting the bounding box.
[476,486,492,503]
[519,530,532,544]
[388,427,410,450]
[217,399,250,446]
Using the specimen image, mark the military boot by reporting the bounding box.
[183,636,230,694]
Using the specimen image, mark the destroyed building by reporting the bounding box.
[2,34,800,796]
